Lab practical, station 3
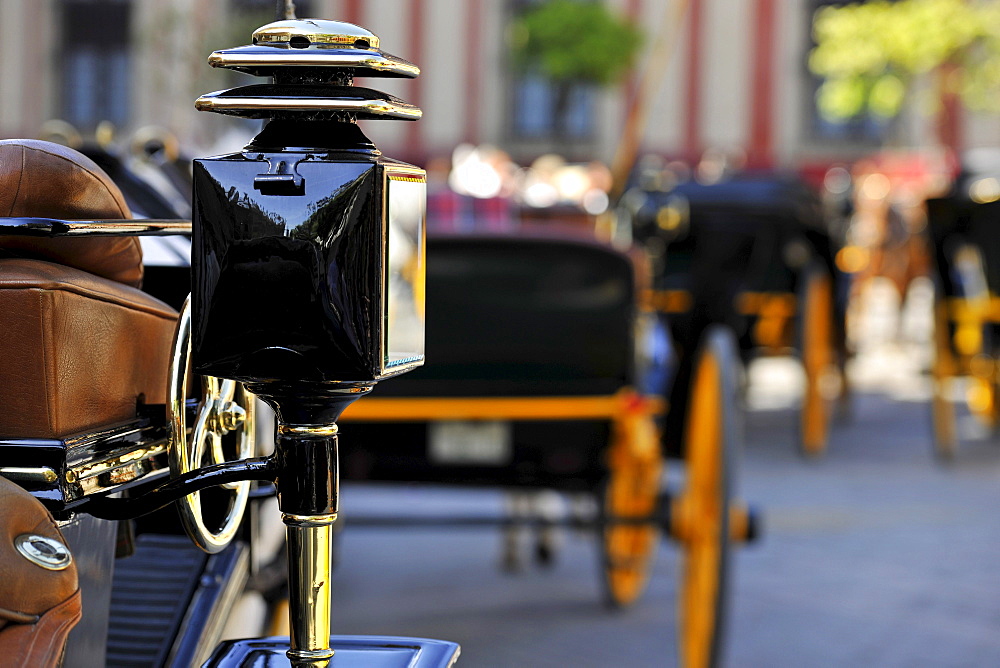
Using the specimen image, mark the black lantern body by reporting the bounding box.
[192,125,426,387]
[190,16,427,396]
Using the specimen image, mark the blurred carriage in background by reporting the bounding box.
[625,173,849,457]
[926,156,1000,458]
[338,228,756,667]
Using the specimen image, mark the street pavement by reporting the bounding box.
[328,281,1000,667]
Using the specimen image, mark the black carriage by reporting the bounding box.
[0,17,468,668]
[337,229,756,668]
[0,138,271,666]
[926,164,1000,457]
[628,174,847,457]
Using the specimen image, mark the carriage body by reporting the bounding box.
[630,174,845,456]
[337,230,753,665]
[340,231,653,493]
[0,149,267,666]
[926,177,1000,456]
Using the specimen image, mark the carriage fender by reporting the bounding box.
[0,477,81,668]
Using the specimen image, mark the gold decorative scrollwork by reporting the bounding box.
[167,297,256,554]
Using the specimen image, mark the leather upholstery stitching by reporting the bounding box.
[39,290,55,435]
[5,145,25,217]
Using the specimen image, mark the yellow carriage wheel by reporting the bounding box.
[930,292,958,459]
[673,327,737,668]
[599,407,663,609]
[798,265,835,457]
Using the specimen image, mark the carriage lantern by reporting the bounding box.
[189,19,439,666]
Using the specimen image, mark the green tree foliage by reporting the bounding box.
[809,0,1000,121]
[510,0,643,86]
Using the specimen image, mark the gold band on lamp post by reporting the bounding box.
[284,513,337,665]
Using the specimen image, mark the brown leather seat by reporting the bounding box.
[0,140,143,287]
[0,140,179,438]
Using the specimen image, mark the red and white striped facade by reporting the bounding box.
[3,0,1000,173]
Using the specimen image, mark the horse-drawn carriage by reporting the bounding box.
[627,174,848,457]
[926,161,1000,458]
[336,228,755,667]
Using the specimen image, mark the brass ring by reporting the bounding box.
[287,648,336,660]
[282,513,339,527]
[277,424,339,437]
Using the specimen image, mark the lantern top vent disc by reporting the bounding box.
[253,19,380,50]
[196,18,421,121]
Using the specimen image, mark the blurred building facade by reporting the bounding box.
[2,0,1000,172]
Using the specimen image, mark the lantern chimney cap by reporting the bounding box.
[253,19,379,50]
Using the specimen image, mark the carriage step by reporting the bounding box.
[105,534,207,667]
[105,534,249,667]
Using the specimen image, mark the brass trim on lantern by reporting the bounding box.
[194,94,423,120]
[282,513,339,527]
[253,19,381,49]
[277,424,339,437]
[387,172,426,184]
[387,165,427,180]
[208,51,419,78]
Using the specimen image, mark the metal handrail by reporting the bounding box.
[0,217,192,236]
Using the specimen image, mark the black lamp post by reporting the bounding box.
[191,18,441,667]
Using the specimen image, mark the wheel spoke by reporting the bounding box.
[930,293,959,457]
[800,267,834,456]
[599,409,662,609]
[166,295,257,554]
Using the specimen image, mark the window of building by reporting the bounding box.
[805,0,890,145]
[512,73,596,140]
[508,0,597,143]
[59,0,132,130]
[230,0,314,20]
